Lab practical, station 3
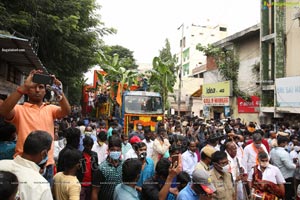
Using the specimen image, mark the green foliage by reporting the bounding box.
[147,39,177,111]
[97,52,138,112]
[196,44,251,100]
[102,45,138,70]
[0,0,116,104]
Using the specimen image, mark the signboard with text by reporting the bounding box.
[203,97,230,106]
[237,96,260,113]
[276,76,300,107]
[202,81,232,97]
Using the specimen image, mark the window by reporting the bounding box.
[7,66,22,84]
[219,27,227,32]
[180,37,186,48]
[124,95,163,114]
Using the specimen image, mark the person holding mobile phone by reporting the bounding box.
[0,69,71,185]
[141,158,181,200]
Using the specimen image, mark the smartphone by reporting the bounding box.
[171,154,179,167]
[32,74,53,85]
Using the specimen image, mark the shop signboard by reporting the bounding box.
[237,96,260,113]
[203,97,230,106]
[276,76,300,107]
[202,81,232,97]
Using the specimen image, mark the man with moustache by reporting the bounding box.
[0,70,71,183]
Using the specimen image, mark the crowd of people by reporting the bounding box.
[1,70,300,200]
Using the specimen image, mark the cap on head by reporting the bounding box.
[192,169,216,194]
[129,136,141,144]
[202,146,216,158]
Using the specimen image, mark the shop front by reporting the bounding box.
[202,81,232,120]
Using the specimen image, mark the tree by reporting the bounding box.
[97,53,138,116]
[102,45,138,70]
[0,0,116,104]
[147,39,177,111]
[147,57,175,112]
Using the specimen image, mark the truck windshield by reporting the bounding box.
[124,95,163,114]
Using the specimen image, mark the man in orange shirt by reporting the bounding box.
[0,70,71,184]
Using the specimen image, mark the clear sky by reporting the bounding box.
[85,0,260,83]
[97,0,260,63]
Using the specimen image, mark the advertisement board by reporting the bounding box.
[276,76,300,107]
[203,97,230,106]
[237,96,260,113]
[202,81,232,97]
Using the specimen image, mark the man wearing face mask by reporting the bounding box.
[91,130,108,165]
[0,130,53,200]
[92,136,123,200]
[270,135,298,200]
[242,133,268,175]
[234,134,245,160]
[129,122,145,141]
[135,142,155,193]
[124,136,141,160]
[210,151,235,200]
[248,151,285,199]
[121,134,132,156]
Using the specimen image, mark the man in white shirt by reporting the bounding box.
[91,130,108,164]
[225,141,247,200]
[0,130,53,200]
[181,139,198,177]
[124,136,141,160]
[142,128,154,158]
[248,151,285,199]
[242,133,268,175]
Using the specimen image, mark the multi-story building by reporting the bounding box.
[175,23,228,77]
[260,0,300,125]
[202,24,261,123]
[171,23,228,116]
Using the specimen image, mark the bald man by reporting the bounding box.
[225,141,247,200]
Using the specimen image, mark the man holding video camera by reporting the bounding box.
[0,69,71,184]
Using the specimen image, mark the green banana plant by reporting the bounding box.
[147,57,175,112]
[96,52,138,116]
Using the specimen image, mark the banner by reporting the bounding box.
[276,76,300,107]
[237,96,260,113]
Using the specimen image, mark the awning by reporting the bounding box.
[191,86,202,97]
[0,34,44,73]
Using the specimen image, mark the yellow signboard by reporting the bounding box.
[202,81,232,97]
